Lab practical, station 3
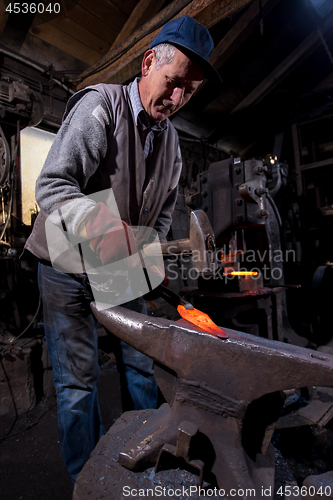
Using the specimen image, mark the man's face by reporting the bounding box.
[138,47,204,123]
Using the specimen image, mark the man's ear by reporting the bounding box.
[141,49,156,77]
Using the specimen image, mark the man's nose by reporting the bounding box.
[171,87,184,107]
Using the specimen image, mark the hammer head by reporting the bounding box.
[190,210,217,273]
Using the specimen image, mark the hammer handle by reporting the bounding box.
[143,238,191,256]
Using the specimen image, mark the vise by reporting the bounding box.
[91,302,333,498]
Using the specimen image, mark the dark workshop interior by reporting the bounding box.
[1,0,333,498]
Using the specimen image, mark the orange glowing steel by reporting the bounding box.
[224,271,258,276]
[177,305,228,339]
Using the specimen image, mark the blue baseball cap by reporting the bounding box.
[150,15,222,83]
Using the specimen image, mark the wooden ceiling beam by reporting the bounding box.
[48,16,110,55]
[76,0,252,90]
[209,0,282,69]
[112,0,165,47]
[232,33,320,113]
[106,56,142,85]
[110,0,139,18]
[103,0,256,87]
[197,0,282,113]
[58,2,118,44]
[194,0,253,29]
[30,19,104,65]
[76,0,192,86]
[313,71,333,92]
[76,0,198,88]
[77,0,128,34]
[231,11,333,113]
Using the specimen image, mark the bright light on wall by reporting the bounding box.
[20,126,55,225]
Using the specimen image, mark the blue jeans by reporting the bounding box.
[38,262,158,482]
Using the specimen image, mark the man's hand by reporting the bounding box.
[79,203,166,299]
[79,203,138,266]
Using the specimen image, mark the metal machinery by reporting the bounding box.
[180,155,310,345]
[0,77,44,236]
[0,76,45,331]
[0,47,71,333]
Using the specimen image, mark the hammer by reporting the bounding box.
[143,210,217,273]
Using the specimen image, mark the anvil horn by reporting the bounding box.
[91,302,333,401]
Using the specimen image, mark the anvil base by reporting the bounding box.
[74,409,239,500]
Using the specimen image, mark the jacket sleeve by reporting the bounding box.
[153,143,182,242]
[35,90,111,235]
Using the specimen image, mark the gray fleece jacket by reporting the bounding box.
[25,82,181,267]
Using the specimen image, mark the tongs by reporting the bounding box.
[158,284,228,339]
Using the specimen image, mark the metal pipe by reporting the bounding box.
[0,46,74,95]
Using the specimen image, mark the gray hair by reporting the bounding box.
[152,43,176,69]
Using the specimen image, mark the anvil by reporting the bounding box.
[91,302,333,498]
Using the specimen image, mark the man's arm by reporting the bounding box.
[36,91,111,235]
